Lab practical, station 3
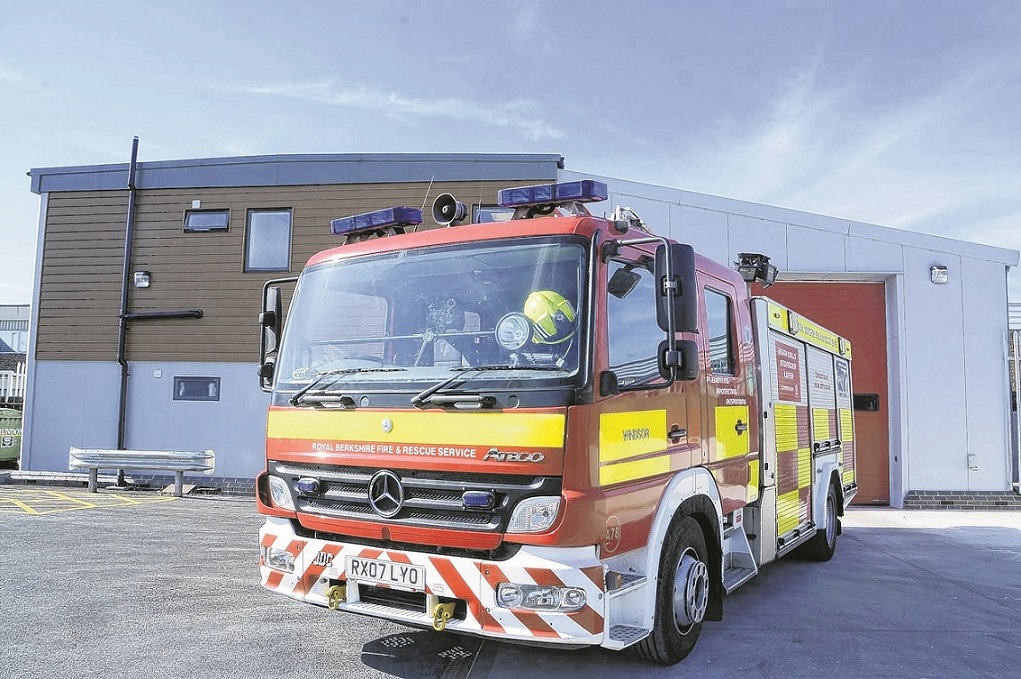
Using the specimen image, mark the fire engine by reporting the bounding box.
[255,179,857,664]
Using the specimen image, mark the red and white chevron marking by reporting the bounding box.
[259,518,605,644]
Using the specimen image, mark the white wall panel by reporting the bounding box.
[900,248,968,490]
[728,214,789,271]
[847,233,904,273]
[675,205,728,265]
[786,225,848,273]
[125,362,270,478]
[960,257,1012,490]
[22,361,120,471]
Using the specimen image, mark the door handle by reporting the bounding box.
[668,426,687,442]
[734,420,748,435]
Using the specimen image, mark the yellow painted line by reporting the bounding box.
[48,491,98,508]
[0,489,178,515]
[2,496,41,515]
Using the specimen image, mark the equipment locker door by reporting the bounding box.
[766,330,813,539]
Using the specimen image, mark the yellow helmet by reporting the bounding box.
[524,290,576,345]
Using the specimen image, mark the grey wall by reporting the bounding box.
[23,360,269,478]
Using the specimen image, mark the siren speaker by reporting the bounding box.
[432,193,468,225]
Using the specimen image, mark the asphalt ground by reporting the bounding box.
[1,485,1019,678]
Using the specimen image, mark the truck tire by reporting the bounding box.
[799,481,838,562]
[634,516,709,665]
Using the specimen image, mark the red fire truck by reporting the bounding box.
[256,179,857,664]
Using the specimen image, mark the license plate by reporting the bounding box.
[346,556,426,592]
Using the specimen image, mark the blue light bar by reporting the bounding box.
[331,206,423,236]
[497,180,608,208]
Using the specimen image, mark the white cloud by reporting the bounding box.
[0,62,31,85]
[668,50,1021,245]
[234,79,562,141]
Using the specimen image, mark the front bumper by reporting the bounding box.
[259,516,606,645]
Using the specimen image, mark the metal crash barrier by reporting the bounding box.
[69,447,215,497]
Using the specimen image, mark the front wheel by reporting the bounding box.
[634,516,709,665]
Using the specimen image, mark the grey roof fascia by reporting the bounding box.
[29,153,565,194]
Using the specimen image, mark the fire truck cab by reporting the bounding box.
[256,180,857,664]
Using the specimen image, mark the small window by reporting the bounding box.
[705,289,734,375]
[606,259,662,386]
[173,376,220,402]
[245,209,292,272]
[184,209,230,232]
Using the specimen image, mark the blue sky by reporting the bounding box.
[2,1,1020,304]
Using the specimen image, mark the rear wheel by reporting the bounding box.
[800,481,838,562]
[634,516,709,665]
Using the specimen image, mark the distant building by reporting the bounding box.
[0,305,28,407]
[0,305,29,357]
[21,153,1020,507]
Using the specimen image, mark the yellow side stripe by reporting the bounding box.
[267,409,566,448]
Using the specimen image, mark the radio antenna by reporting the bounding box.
[414,175,436,233]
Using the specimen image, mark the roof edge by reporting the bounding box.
[29,152,565,194]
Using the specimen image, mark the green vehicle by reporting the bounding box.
[0,407,22,469]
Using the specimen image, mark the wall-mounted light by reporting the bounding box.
[930,265,949,285]
[133,271,152,288]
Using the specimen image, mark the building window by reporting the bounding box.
[705,288,734,375]
[183,209,230,232]
[173,376,221,402]
[245,209,292,272]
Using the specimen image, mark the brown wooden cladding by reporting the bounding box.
[36,180,526,362]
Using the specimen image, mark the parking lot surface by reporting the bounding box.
[0,486,1018,678]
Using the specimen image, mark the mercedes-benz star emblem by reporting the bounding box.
[381,418,393,433]
[367,470,404,518]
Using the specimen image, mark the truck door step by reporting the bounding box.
[722,519,759,594]
[607,624,650,646]
[723,565,757,593]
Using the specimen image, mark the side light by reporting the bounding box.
[497,180,608,208]
[268,476,295,510]
[330,206,423,237]
[507,496,561,533]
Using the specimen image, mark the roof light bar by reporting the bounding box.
[330,206,422,237]
[498,180,608,208]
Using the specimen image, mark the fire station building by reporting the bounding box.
[21,153,1020,508]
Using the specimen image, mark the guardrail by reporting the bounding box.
[0,362,26,406]
[69,447,215,497]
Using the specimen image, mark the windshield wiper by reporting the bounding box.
[290,368,406,407]
[410,365,567,408]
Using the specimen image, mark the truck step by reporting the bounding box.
[607,624,650,646]
[606,572,646,599]
[723,566,757,593]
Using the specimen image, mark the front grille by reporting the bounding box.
[271,461,561,533]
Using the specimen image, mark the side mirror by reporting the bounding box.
[259,285,283,391]
[654,243,698,334]
[658,339,699,382]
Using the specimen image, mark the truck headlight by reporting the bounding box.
[261,546,295,573]
[268,476,295,510]
[507,496,560,533]
[496,583,587,612]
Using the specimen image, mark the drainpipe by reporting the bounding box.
[115,137,140,483]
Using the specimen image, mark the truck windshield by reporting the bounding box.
[275,237,587,390]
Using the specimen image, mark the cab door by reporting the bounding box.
[698,274,755,514]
